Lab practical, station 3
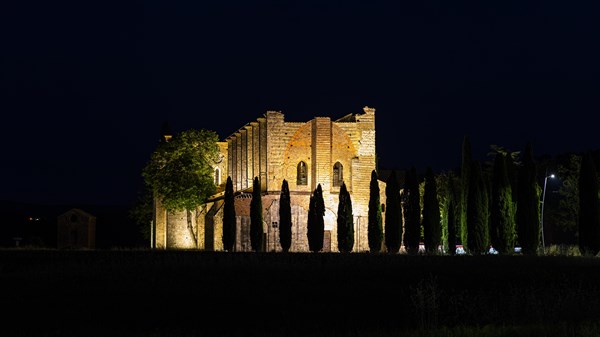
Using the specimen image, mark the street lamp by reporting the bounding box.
[540,173,555,254]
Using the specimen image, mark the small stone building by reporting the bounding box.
[57,208,96,249]
[153,106,387,252]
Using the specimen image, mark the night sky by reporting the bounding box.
[2,0,599,206]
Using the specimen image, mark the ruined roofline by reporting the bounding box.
[222,106,374,141]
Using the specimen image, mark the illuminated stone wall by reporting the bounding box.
[154,106,385,252]
[226,106,380,252]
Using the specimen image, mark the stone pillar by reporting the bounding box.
[258,117,267,192]
[235,132,242,191]
[241,128,248,190]
[311,117,332,193]
[245,124,254,184]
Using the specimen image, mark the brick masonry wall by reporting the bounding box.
[154,106,385,252]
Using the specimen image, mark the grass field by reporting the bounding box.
[2,249,600,336]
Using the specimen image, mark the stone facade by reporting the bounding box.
[57,208,96,249]
[153,106,386,252]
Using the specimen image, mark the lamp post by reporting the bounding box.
[540,173,555,254]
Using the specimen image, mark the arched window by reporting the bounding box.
[297,161,308,185]
[333,162,343,187]
[214,168,221,185]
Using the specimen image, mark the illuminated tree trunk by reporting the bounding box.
[185,210,198,248]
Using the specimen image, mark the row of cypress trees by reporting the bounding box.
[458,137,600,256]
[377,167,442,255]
[222,176,357,253]
[222,139,600,255]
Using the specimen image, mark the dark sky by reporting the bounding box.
[2,0,599,206]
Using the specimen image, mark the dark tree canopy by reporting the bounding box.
[422,167,441,254]
[516,143,540,255]
[250,177,263,252]
[578,151,600,256]
[279,179,292,253]
[368,170,383,253]
[490,154,515,254]
[467,161,489,254]
[403,167,421,255]
[384,170,402,253]
[460,135,472,246]
[307,184,325,252]
[446,173,458,255]
[222,176,236,251]
[337,182,354,253]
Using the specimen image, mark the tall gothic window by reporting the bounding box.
[333,162,343,187]
[214,168,221,185]
[297,161,308,185]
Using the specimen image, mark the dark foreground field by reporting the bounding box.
[2,249,600,337]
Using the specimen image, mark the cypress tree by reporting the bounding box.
[315,184,325,251]
[404,167,421,255]
[307,193,317,251]
[516,143,540,255]
[279,179,292,252]
[368,170,383,253]
[337,182,354,253]
[490,154,515,254]
[250,176,263,252]
[222,176,236,251]
[307,184,325,252]
[460,135,472,247]
[446,173,457,255]
[578,151,600,256]
[384,170,402,253]
[422,167,441,254]
[467,161,489,254]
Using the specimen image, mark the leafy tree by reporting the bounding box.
[307,184,325,252]
[516,143,540,255]
[467,160,489,254]
[250,176,263,252]
[578,151,600,256]
[368,170,383,253]
[222,176,236,251]
[337,182,354,253]
[435,172,449,252]
[384,170,402,253]
[460,136,472,247]
[490,154,515,254]
[279,179,292,252]
[403,167,421,255]
[142,129,219,248]
[422,167,441,254]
